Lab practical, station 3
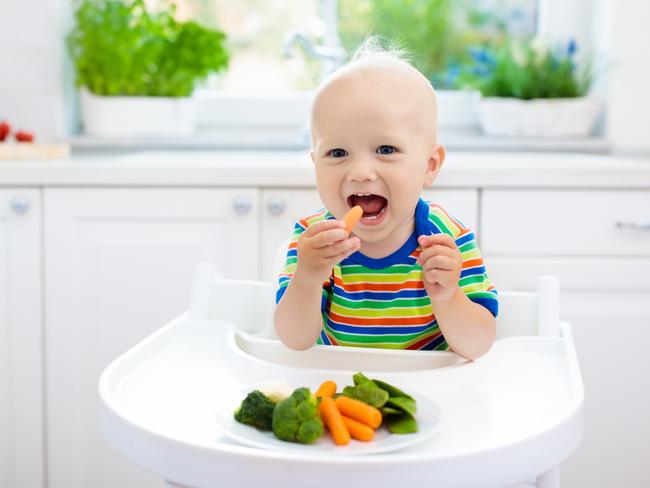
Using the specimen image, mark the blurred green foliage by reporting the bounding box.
[337,0,513,88]
[67,0,229,96]
[456,39,592,99]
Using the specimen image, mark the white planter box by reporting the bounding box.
[436,89,481,130]
[476,96,601,137]
[80,89,196,137]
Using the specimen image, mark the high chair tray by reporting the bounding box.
[99,314,583,488]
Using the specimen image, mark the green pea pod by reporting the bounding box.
[342,383,389,408]
[385,413,418,434]
[380,406,402,416]
[371,379,415,402]
[386,396,417,416]
[352,372,377,387]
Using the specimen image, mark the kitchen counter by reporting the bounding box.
[1,151,650,188]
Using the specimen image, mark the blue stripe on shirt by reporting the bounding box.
[332,286,429,301]
[326,317,438,335]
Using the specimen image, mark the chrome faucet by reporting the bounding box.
[283,30,347,77]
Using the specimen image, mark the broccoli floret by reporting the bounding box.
[234,390,276,431]
[272,387,324,444]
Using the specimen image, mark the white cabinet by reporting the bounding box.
[0,189,44,488]
[481,189,650,488]
[5,179,646,488]
[259,188,479,281]
[422,188,479,233]
[43,188,258,488]
[260,188,324,281]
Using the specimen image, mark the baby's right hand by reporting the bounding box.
[295,219,361,284]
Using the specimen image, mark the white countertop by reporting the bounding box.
[1,151,650,188]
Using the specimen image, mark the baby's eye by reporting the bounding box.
[377,145,397,155]
[328,148,348,158]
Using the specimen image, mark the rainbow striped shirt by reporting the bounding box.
[276,198,498,350]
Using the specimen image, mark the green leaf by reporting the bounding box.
[385,413,418,434]
[342,383,389,408]
[371,379,415,402]
[353,371,376,387]
[386,397,417,417]
[67,0,229,96]
[380,406,402,416]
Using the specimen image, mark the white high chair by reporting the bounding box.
[99,262,583,488]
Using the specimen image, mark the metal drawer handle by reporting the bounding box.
[615,221,650,232]
[267,198,286,216]
[10,196,30,215]
[233,196,252,216]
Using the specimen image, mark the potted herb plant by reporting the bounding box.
[67,0,229,137]
[458,38,600,137]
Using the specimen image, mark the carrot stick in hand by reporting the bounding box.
[341,415,375,442]
[334,395,382,429]
[343,206,363,234]
[319,396,350,445]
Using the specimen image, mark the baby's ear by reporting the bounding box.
[424,144,446,187]
[310,151,316,165]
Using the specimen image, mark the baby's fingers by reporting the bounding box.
[422,255,456,271]
[303,219,345,238]
[310,227,349,249]
[424,268,456,286]
[323,237,360,259]
[418,233,456,249]
[417,243,456,264]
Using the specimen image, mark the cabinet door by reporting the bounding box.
[482,188,650,488]
[260,189,324,281]
[0,189,44,488]
[487,257,650,488]
[44,188,257,488]
[260,189,479,282]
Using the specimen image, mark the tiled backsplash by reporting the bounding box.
[0,0,68,142]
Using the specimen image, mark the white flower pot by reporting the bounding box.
[437,89,481,130]
[80,88,196,137]
[476,96,601,137]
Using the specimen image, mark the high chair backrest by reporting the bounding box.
[495,275,560,338]
[188,260,560,340]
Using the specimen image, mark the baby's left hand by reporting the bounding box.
[417,234,463,304]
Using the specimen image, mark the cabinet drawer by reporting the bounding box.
[485,256,650,292]
[482,190,650,256]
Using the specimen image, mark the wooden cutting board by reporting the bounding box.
[0,143,70,160]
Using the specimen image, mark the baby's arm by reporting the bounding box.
[274,220,360,350]
[417,233,496,360]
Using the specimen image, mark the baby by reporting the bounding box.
[274,42,498,360]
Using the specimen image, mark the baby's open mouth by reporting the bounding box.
[347,193,388,221]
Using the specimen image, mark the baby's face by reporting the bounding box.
[310,67,444,245]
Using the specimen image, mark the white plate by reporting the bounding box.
[214,378,442,455]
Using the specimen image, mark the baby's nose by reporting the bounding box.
[347,158,378,182]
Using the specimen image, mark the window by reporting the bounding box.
[174,0,538,91]
[172,0,329,91]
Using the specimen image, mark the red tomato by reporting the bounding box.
[0,120,11,141]
[15,130,34,143]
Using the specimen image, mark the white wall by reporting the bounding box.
[0,0,70,142]
[0,0,648,153]
[597,0,650,154]
[541,0,650,154]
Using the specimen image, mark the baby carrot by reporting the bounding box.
[319,395,350,445]
[315,380,337,398]
[334,395,382,429]
[341,415,375,442]
[343,205,363,233]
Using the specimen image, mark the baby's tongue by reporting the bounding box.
[350,194,386,216]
